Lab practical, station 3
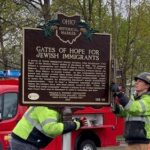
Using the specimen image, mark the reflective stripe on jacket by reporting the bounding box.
[12,106,64,148]
[123,92,150,143]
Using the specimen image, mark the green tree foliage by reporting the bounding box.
[115,1,150,87]
[0,0,149,90]
[0,0,38,69]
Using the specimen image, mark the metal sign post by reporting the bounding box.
[62,107,72,150]
[62,133,71,150]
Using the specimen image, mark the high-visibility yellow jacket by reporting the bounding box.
[117,92,150,143]
[12,106,78,148]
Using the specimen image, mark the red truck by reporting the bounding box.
[0,70,125,150]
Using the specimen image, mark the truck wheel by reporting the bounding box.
[79,139,96,150]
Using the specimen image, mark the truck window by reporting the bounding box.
[3,93,18,120]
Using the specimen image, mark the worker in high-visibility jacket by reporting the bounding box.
[111,72,150,150]
[10,106,85,150]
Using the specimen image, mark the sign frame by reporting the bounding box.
[21,14,112,107]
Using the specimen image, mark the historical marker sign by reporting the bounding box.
[22,14,111,106]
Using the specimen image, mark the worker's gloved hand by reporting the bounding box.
[110,82,120,93]
[73,117,88,130]
[114,92,129,107]
[73,118,81,130]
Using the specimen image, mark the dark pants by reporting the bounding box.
[10,137,39,150]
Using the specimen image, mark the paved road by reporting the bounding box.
[97,146,126,150]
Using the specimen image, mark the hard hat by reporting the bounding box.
[134,72,150,84]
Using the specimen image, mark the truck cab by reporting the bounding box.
[0,70,27,150]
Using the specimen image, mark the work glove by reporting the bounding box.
[73,117,88,130]
[114,92,129,107]
[110,82,120,93]
[111,82,128,107]
[73,119,81,130]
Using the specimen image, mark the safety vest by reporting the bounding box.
[123,92,150,142]
[12,106,64,148]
